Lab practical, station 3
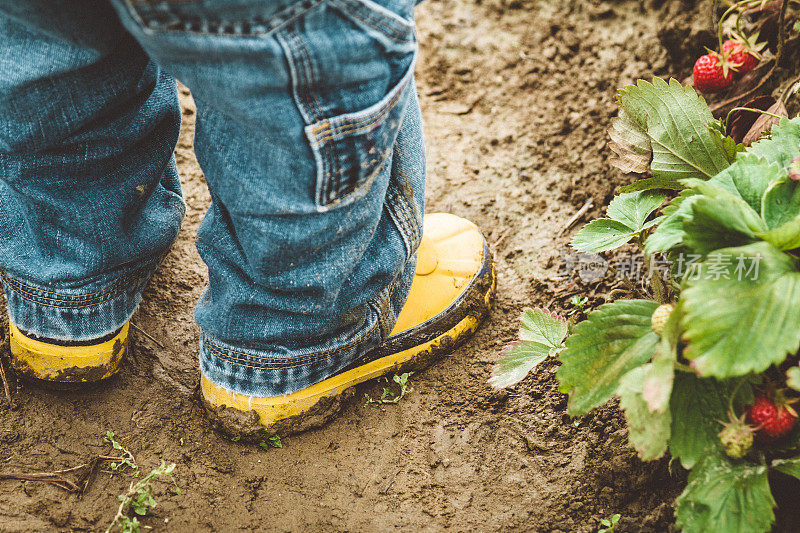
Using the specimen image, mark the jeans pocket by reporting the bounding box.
[118,0,321,35]
[305,56,416,210]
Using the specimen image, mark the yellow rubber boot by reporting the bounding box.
[201,213,496,438]
[9,322,129,386]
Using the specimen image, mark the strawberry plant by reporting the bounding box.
[492,77,800,532]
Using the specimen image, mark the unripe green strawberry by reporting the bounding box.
[651,303,674,336]
[719,412,755,459]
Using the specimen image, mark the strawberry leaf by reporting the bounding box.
[682,185,765,255]
[618,366,671,461]
[772,457,800,480]
[489,309,567,390]
[747,117,800,170]
[618,176,687,193]
[610,78,736,186]
[644,189,699,255]
[571,191,665,253]
[675,455,776,533]
[570,219,635,253]
[606,191,666,232]
[681,242,800,378]
[668,373,752,469]
[518,308,568,348]
[557,300,660,416]
[761,179,800,230]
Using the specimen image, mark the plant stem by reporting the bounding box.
[637,234,667,303]
[728,377,748,414]
[725,106,786,131]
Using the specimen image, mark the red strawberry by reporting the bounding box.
[746,392,798,440]
[722,39,759,78]
[693,53,735,94]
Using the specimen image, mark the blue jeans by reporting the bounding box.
[0,0,425,396]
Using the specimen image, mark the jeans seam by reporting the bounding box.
[309,82,407,141]
[0,268,136,300]
[327,0,414,44]
[126,0,327,37]
[202,316,380,369]
[0,269,145,309]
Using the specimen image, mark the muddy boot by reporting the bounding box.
[200,213,496,439]
[9,322,129,386]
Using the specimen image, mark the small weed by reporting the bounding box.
[598,513,621,533]
[364,373,414,406]
[103,431,138,476]
[259,435,283,450]
[106,461,180,533]
[568,295,589,316]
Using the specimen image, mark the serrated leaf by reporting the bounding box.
[756,214,800,250]
[557,299,660,416]
[606,191,666,232]
[618,366,671,461]
[490,309,567,390]
[675,455,776,533]
[609,110,652,174]
[618,176,687,193]
[787,367,800,392]
[668,373,752,469]
[518,308,568,348]
[644,189,699,255]
[772,456,800,479]
[571,219,635,253]
[612,78,735,182]
[705,155,783,213]
[748,117,800,170]
[489,341,553,390]
[681,242,800,378]
[761,179,800,230]
[682,187,765,254]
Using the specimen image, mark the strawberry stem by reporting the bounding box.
[724,106,786,132]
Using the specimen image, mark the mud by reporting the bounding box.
[1,0,795,531]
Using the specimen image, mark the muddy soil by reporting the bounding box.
[1,0,794,531]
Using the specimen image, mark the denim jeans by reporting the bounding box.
[0,0,425,396]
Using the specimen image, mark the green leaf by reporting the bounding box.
[644,189,699,255]
[748,117,800,170]
[668,373,752,469]
[761,179,800,230]
[681,242,800,378]
[618,366,671,461]
[611,78,735,183]
[606,191,666,232]
[772,457,800,480]
[570,219,635,253]
[756,214,800,250]
[682,185,765,255]
[705,156,782,213]
[618,176,687,193]
[675,455,776,533]
[490,309,567,389]
[489,341,552,390]
[518,308,568,348]
[557,299,660,416]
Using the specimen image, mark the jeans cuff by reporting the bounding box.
[198,277,406,397]
[0,261,159,342]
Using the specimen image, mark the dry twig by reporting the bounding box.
[0,455,121,494]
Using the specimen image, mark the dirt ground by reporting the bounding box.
[2,0,795,531]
